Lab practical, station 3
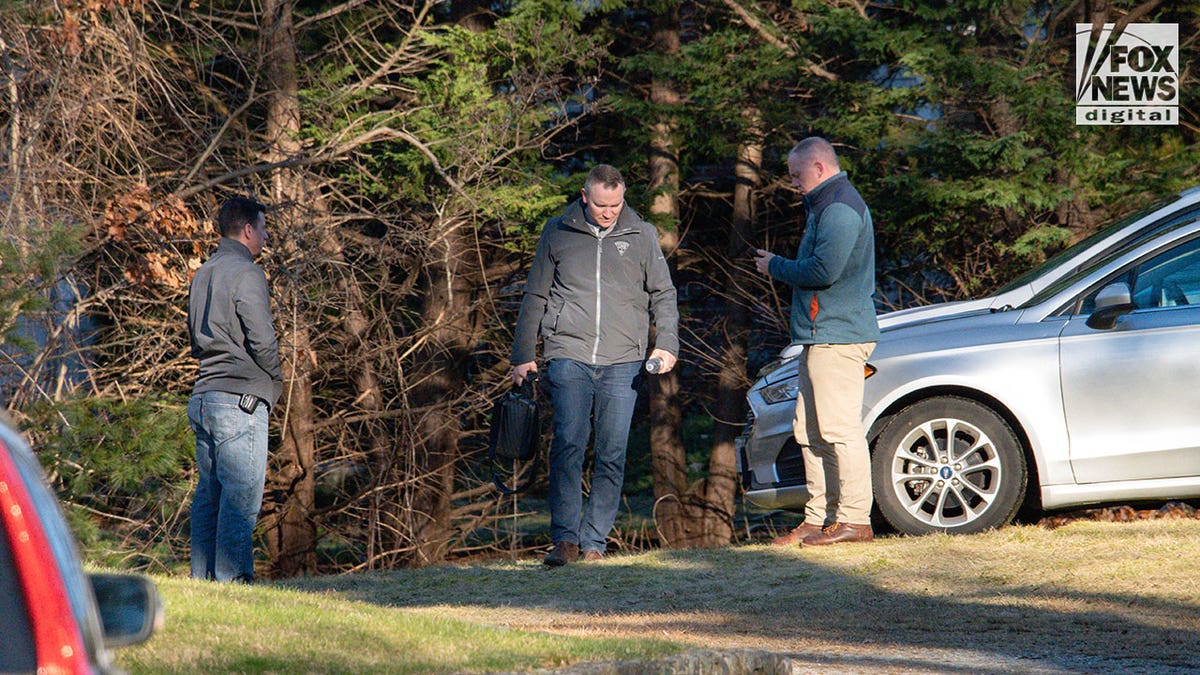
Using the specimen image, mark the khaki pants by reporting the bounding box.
[792,342,876,526]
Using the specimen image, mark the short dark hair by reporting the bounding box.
[216,197,267,238]
[585,164,624,191]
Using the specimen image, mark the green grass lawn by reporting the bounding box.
[112,518,1200,674]
[113,571,682,674]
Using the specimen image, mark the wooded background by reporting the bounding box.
[1,0,1196,575]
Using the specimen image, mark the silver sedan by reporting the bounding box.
[738,214,1200,535]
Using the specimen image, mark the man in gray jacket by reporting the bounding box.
[187,196,283,582]
[511,165,679,566]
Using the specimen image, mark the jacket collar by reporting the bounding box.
[802,170,849,212]
[561,199,641,237]
[216,236,255,260]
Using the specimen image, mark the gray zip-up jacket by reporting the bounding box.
[188,237,283,407]
[510,200,679,367]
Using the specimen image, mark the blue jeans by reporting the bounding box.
[545,359,642,554]
[188,391,269,581]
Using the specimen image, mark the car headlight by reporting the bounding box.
[760,380,800,405]
[760,364,876,404]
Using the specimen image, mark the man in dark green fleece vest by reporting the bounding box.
[753,137,879,547]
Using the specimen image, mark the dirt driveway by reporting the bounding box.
[480,519,1199,673]
[302,514,1200,674]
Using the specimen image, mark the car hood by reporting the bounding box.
[876,299,987,328]
[880,305,1006,335]
[876,283,1036,330]
[756,354,800,386]
[755,306,1025,386]
[874,305,1028,360]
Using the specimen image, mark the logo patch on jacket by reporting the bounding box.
[614,241,630,256]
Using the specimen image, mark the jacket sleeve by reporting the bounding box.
[510,223,554,365]
[768,203,861,289]
[236,266,283,394]
[644,228,680,356]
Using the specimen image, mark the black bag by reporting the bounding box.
[487,374,542,494]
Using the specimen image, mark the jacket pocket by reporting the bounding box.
[545,300,587,341]
[541,298,564,336]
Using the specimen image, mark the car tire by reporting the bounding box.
[872,396,1027,536]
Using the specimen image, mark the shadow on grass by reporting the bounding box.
[282,533,1200,674]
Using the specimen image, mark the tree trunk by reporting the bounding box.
[258,0,317,577]
[644,2,692,547]
[701,114,763,544]
[375,213,475,567]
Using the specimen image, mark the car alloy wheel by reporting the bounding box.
[872,396,1027,535]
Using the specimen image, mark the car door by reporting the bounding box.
[1058,235,1200,484]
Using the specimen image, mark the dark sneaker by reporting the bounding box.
[543,541,579,567]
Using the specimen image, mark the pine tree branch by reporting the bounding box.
[716,0,838,81]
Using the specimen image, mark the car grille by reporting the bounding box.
[736,409,755,489]
[774,437,806,487]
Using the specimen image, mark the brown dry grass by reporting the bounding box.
[289,518,1200,673]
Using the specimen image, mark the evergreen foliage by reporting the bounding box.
[858,1,1200,299]
[1,0,1196,571]
[23,395,193,568]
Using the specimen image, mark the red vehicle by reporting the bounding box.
[0,418,161,674]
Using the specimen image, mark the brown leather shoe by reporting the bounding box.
[581,549,604,562]
[543,541,579,566]
[770,522,825,546]
[802,522,874,546]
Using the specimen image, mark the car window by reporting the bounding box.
[1130,238,1200,308]
[1072,235,1200,315]
[995,197,1195,294]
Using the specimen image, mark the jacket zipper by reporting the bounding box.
[591,233,603,364]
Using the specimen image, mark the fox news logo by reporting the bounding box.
[1076,23,1178,125]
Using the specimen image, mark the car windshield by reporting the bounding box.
[994,195,1180,295]
[1019,215,1200,310]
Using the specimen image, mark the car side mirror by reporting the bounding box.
[1086,282,1135,330]
[89,573,163,649]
